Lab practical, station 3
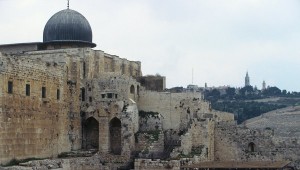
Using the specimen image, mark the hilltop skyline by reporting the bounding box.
[0,0,300,91]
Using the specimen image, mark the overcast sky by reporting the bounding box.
[1,0,300,91]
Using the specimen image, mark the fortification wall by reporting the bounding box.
[0,43,40,55]
[94,50,141,79]
[25,48,142,80]
[212,110,235,122]
[0,54,70,164]
[170,119,215,161]
[138,91,202,130]
[214,123,300,163]
[138,76,166,91]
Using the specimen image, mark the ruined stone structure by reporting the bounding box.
[0,6,299,170]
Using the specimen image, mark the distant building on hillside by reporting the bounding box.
[187,84,199,92]
[262,80,266,90]
[245,71,250,87]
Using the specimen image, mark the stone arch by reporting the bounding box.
[83,117,99,150]
[248,142,255,152]
[110,117,122,155]
[130,85,135,94]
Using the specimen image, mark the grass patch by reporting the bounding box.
[136,130,161,142]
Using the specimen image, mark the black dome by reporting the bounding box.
[43,9,96,47]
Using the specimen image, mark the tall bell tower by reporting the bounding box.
[245,71,250,87]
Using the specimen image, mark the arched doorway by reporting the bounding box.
[248,142,255,152]
[110,117,121,155]
[83,117,99,150]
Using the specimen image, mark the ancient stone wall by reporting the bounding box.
[94,50,142,79]
[134,159,180,170]
[22,48,143,152]
[212,110,235,122]
[138,75,166,91]
[0,43,40,55]
[80,74,141,157]
[138,91,203,130]
[0,47,144,164]
[214,122,300,163]
[138,91,232,131]
[0,54,71,164]
[138,111,162,132]
[84,75,140,103]
[170,119,215,161]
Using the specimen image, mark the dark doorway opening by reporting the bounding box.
[110,117,122,155]
[83,117,99,150]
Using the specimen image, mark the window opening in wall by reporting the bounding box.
[107,93,113,99]
[88,87,92,91]
[121,64,125,75]
[105,62,109,72]
[57,89,60,100]
[248,142,255,152]
[89,97,92,102]
[115,94,118,99]
[83,62,86,78]
[101,94,105,99]
[42,87,46,98]
[8,81,13,94]
[81,88,86,101]
[26,84,30,96]
[130,85,135,94]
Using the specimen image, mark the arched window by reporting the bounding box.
[248,142,255,152]
[130,85,135,94]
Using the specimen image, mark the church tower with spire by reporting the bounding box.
[262,80,266,90]
[245,72,250,87]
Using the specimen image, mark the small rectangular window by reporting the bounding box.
[107,93,113,98]
[101,94,105,98]
[42,87,46,98]
[105,63,109,72]
[115,94,118,99]
[57,89,60,100]
[81,88,85,101]
[8,81,13,94]
[83,62,86,78]
[26,84,30,96]
[89,97,92,102]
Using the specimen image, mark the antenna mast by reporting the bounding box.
[67,0,70,9]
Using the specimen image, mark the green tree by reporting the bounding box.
[263,86,281,96]
[226,87,236,97]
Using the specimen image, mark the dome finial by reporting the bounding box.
[67,0,70,9]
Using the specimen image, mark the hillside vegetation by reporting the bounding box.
[204,86,300,124]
